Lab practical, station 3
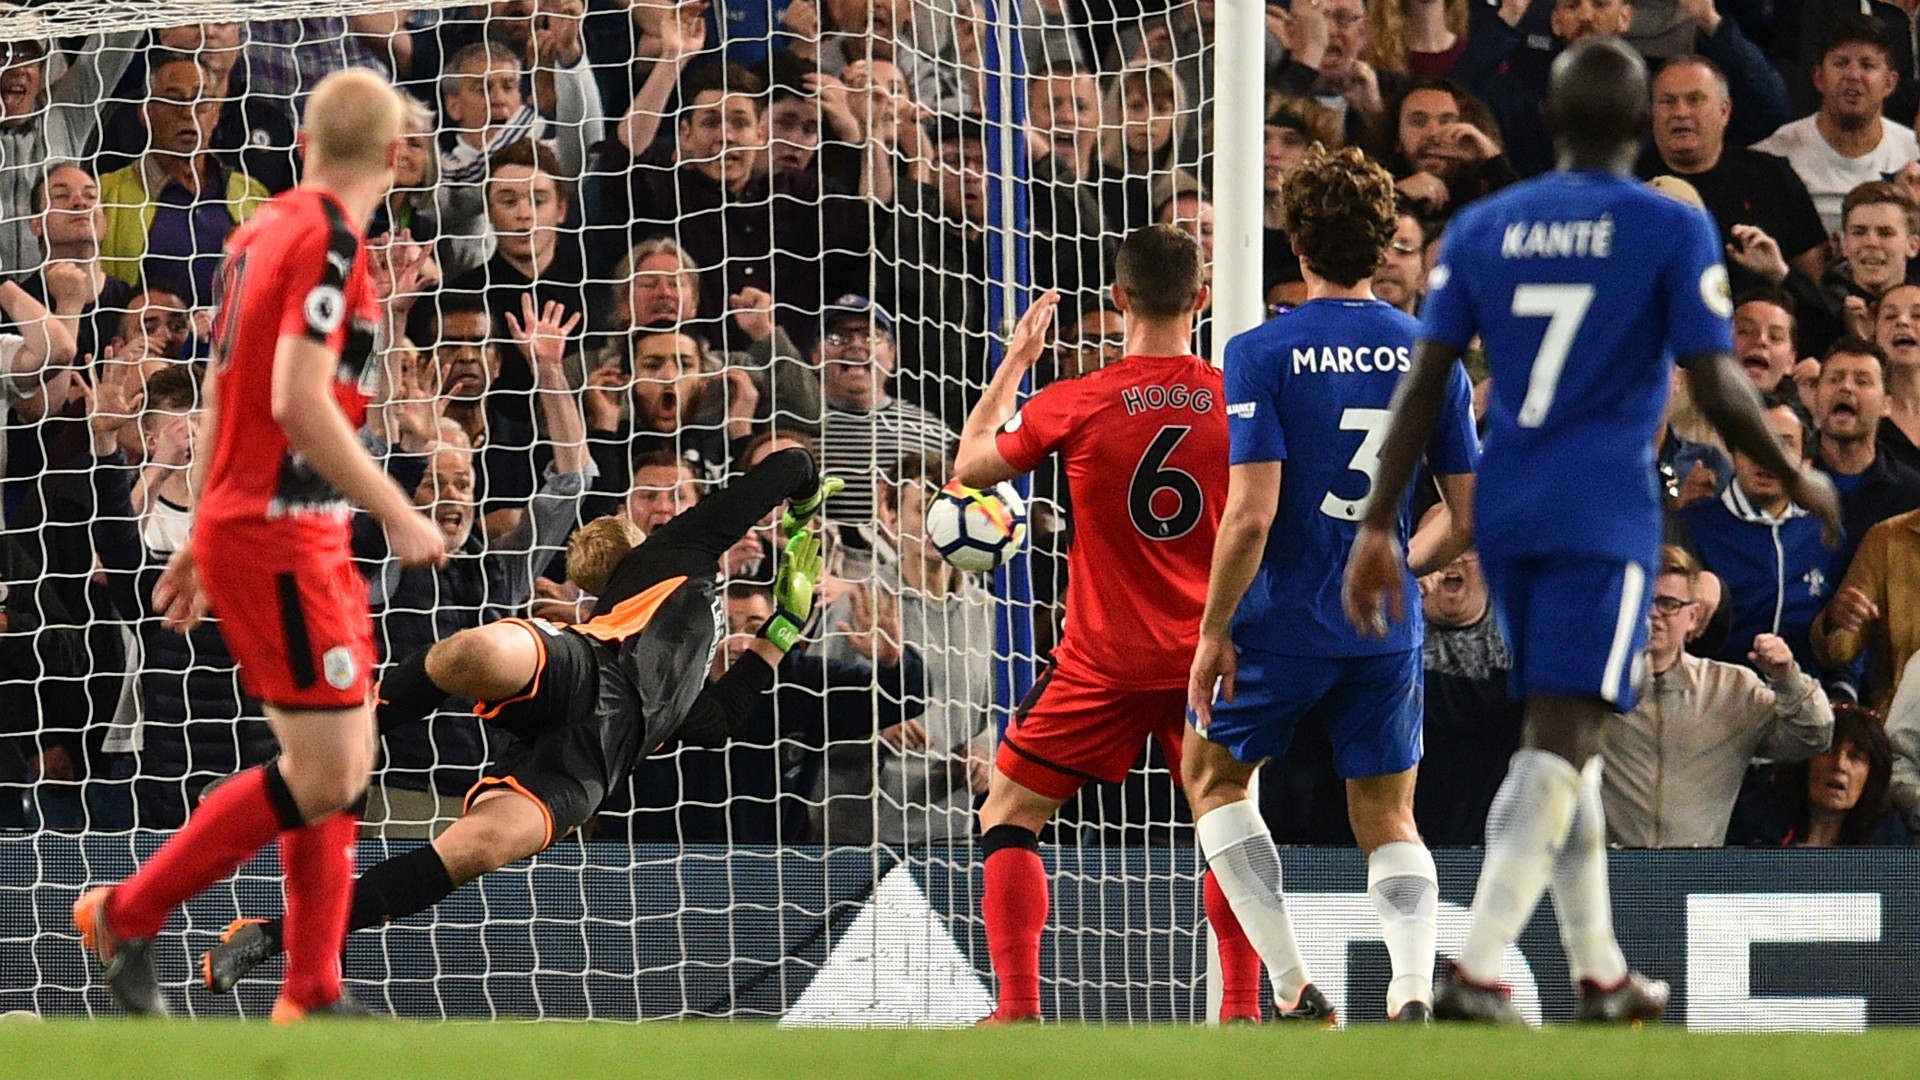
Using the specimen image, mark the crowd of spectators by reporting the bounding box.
[4,0,1920,850]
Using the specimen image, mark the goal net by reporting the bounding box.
[0,0,1227,1022]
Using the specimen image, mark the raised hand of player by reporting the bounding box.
[154,545,208,634]
[762,528,824,652]
[1187,630,1237,732]
[387,507,451,570]
[1342,523,1407,639]
[1004,289,1061,375]
[506,295,583,387]
[781,475,845,539]
[1788,467,1844,549]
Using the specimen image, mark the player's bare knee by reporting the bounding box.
[441,792,549,881]
[430,625,537,703]
[977,772,1056,833]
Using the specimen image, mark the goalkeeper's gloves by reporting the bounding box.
[760,527,824,653]
[780,475,845,541]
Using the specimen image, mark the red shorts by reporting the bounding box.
[995,662,1189,802]
[198,531,373,711]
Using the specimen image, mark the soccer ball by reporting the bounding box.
[926,479,1027,572]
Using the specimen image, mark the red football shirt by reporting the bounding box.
[997,355,1228,689]
[196,187,380,548]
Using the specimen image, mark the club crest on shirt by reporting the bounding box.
[323,646,356,691]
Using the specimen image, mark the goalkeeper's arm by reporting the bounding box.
[674,528,825,745]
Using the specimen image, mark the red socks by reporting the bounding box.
[278,812,360,1010]
[105,762,358,1012]
[1205,868,1264,1022]
[108,766,287,939]
[981,827,1047,1020]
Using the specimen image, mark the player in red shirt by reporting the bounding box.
[954,225,1264,1024]
[73,69,447,1021]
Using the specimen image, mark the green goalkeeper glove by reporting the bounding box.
[760,528,823,653]
[780,475,845,541]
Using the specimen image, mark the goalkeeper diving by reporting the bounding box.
[200,448,840,992]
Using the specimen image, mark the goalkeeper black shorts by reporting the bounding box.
[464,619,647,845]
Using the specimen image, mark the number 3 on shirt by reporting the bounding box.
[1320,408,1391,522]
[1511,283,1595,428]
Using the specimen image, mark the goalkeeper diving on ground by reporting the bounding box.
[197,448,841,994]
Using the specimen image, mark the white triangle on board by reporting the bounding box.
[781,865,994,1028]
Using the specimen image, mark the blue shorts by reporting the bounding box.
[1191,647,1422,779]
[1478,552,1651,712]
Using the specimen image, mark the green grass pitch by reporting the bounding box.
[5,1021,1917,1080]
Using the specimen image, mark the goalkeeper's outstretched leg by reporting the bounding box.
[205,448,838,995]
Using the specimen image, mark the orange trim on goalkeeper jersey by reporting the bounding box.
[571,575,687,644]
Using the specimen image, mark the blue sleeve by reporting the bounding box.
[1662,205,1737,360]
[1418,218,1479,350]
[1225,332,1287,465]
[1426,361,1482,476]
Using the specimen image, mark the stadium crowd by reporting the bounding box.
[0,0,1917,852]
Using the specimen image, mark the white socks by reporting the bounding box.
[1368,840,1438,1015]
[1456,749,1581,985]
[1550,757,1628,987]
[1196,798,1310,1003]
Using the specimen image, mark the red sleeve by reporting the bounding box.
[995,380,1078,474]
[273,207,358,347]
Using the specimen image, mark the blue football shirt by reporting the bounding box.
[1224,297,1480,657]
[1420,170,1734,563]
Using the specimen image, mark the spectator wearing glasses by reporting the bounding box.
[1370,199,1434,316]
[0,25,141,274]
[1601,546,1833,848]
[812,296,954,549]
[98,51,270,309]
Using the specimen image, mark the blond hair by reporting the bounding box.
[567,515,645,597]
[304,69,404,170]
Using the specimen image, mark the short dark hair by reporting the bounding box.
[1281,144,1399,287]
[725,580,776,606]
[1114,224,1205,319]
[1734,285,1799,352]
[485,139,574,207]
[681,63,765,110]
[761,50,815,106]
[1822,334,1891,381]
[928,112,988,148]
[1820,12,1893,65]
[425,291,494,344]
[145,49,203,89]
[1763,397,1816,454]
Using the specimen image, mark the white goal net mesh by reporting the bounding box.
[0,0,1225,1022]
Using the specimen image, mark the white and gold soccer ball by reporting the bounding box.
[927,479,1027,572]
